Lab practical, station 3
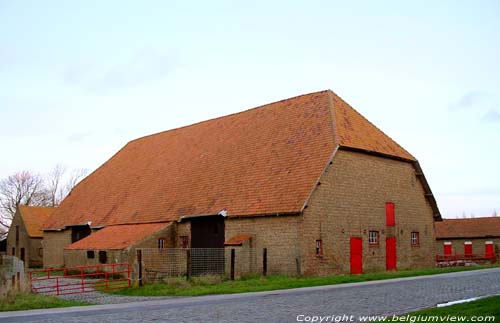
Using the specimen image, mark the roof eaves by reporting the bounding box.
[413,161,442,221]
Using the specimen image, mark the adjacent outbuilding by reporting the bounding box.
[6,205,55,267]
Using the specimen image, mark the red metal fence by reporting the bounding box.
[29,263,131,295]
[436,253,496,267]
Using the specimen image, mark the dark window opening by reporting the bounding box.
[315,240,323,256]
[12,247,15,257]
[87,250,95,259]
[98,251,107,264]
[15,225,19,243]
[158,238,166,249]
[71,225,91,243]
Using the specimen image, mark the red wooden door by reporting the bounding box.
[444,244,452,255]
[386,237,397,270]
[485,243,494,258]
[350,237,363,274]
[464,243,472,256]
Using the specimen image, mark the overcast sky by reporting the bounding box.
[1,1,499,219]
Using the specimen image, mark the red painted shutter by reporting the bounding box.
[444,244,452,255]
[386,202,395,226]
[485,243,494,258]
[464,243,472,256]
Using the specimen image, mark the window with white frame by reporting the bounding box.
[411,232,419,246]
[368,231,379,245]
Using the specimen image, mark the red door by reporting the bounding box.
[464,243,472,256]
[386,237,397,270]
[350,237,363,274]
[444,244,452,255]
[485,243,494,258]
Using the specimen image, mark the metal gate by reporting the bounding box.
[29,263,131,295]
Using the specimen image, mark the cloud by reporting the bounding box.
[449,91,497,111]
[63,48,176,94]
[482,109,500,123]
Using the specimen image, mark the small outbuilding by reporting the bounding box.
[6,205,55,267]
[435,217,499,261]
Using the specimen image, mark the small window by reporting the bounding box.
[158,238,166,249]
[15,225,19,243]
[386,202,395,226]
[411,232,419,246]
[12,247,15,256]
[179,236,189,248]
[315,240,323,256]
[369,231,379,245]
[87,250,95,259]
[98,251,107,264]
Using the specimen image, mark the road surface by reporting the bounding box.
[1,268,499,323]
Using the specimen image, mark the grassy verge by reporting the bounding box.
[382,295,500,322]
[0,293,89,312]
[106,264,500,297]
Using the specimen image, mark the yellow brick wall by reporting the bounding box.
[301,149,437,275]
[43,230,72,268]
[435,238,500,258]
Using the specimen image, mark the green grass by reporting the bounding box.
[382,295,500,322]
[0,293,89,312]
[107,264,500,297]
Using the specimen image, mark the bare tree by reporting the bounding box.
[0,171,46,230]
[0,167,88,232]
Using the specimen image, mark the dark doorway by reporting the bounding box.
[71,225,91,243]
[190,215,225,275]
[20,247,25,263]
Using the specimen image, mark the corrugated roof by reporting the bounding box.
[65,222,170,250]
[45,90,424,230]
[18,205,56,238]
[435,217,500,239]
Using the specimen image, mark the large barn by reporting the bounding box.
[43,90,441,275]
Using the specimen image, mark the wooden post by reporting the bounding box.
[263,248,267,276]
[137,249,143,287]
[186,249,192,281]
[230,249,235,281]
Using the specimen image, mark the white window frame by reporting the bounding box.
[411,232,419,246]
[368,231,379,245]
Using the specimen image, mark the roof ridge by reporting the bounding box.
[326,90,339,144]
[129,90,332,144]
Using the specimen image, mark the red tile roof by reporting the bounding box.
[18,205,56,238]
[435,217,500,239]
[225,233,253,246]
[65,222,170,250]
[45,90,420,230]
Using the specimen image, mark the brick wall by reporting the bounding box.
[225,215,301,275]
[435,238,500,258]
[301,149,436,275]
[43,230,72,268]
[6,210,43,267]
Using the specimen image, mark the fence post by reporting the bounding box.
[230,249,235,281]
[263,248,267,276]
[137,249,143,287]
[186,249,192,281]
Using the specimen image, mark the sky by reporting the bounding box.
[0,1,499,219]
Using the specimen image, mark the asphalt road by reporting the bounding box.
[1,268,499,323]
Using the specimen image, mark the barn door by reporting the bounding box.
[190,215,225,275]
[464,242,472,256]
[444,243,452,255]
[386,237,397,270]
[350,237,363,274]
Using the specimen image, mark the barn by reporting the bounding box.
[42,90,441,275]
[6,205,55,267]
[435,217,499,263]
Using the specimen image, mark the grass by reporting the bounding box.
[0,292,89,312]
[381,295,500,322]
[106,264,500,297]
